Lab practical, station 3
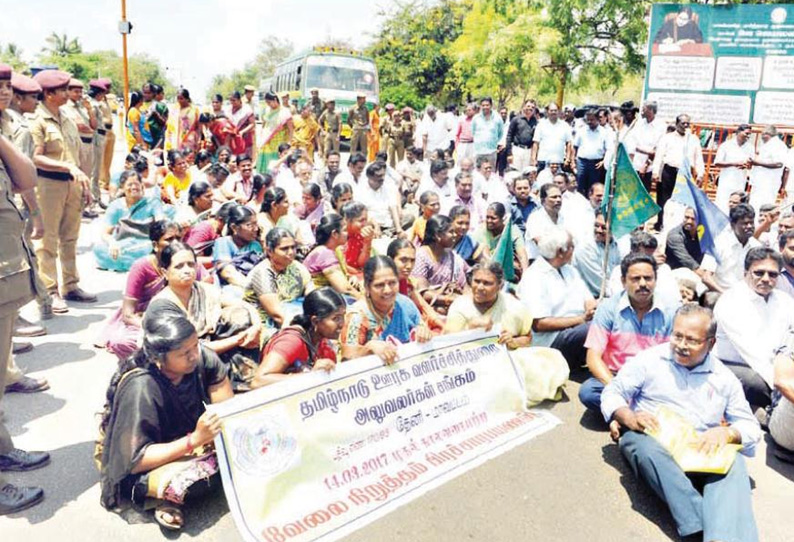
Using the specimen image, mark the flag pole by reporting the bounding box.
[598,118,638,299]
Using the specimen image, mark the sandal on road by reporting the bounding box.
[154,503,184,531]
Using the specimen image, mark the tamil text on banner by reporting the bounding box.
[644,4,794,124]
[210,330,561,542]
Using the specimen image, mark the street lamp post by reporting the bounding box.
[119,0,133,118]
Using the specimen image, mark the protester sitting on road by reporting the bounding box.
[445,261,533,350]
[174,180,214,231]
[98,309,233,530]
[212,204,264,298]
[329,182,354,214]
[769,325,794,464]
[244,228,314,341]
[474,202,528,273]
[387,238,446,331]
[147,241,262,388]
[580,253,675,412]
[341,201,376,275]
[341,256,432,364]
[704,203,760,293]
[294,182,325,245]
[517,226,595,370]
[601,304,761,542]
[93,170,164,272]
[450,205,487,265]
[251,288,347,389]
[303,213,361,300]
[100,221,189,360]
[608,231,682,309]
[412,215,469,314]
[572,210,621,298]
[183,200,235,268]
[257,186,301,244]
[713,247,794,410]
[161,149,192,205]
[410,190,440,246]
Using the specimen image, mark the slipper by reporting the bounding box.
[154,503,184,531]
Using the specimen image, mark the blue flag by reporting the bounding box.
[670,157,730,263]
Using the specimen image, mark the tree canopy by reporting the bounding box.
[207,36,294,100]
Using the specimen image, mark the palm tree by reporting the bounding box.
[43,32,82,57]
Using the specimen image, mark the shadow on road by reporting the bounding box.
[16,340,98,373]
[5,440,97,524]
[5,391,67,438]
[39,312,106,337]
[578,408,608,432]
[763,434,794,483]
[601,443,679,541]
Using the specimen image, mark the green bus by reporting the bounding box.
[267,47,379,140]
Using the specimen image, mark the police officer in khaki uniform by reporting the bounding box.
[88,79,109,207]
[318,98,341,155]
[309,88,324,119]
[61,79,98,217]
[30,70,97,313]
[348,92,369,155]
[0,114,51,515]
[97,78,116,190]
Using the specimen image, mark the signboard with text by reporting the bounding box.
[644,3,794,125]
[210,331,561,542]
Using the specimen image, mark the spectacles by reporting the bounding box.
[671,332,709,347]
[751,269,780,279]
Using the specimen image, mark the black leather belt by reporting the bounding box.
[37,169,73,181]
[80,136,93,144]
[97,128,107,136]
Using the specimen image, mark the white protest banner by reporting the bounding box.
[210,330,561,542]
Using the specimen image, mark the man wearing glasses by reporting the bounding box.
[602,304,761,542]
[713,246,794,412]
[651,113,705,231]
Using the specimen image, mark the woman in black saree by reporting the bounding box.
[98,308,233,530]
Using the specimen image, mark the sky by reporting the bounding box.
[0,0,396,99]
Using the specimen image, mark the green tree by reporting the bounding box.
[0,43,26,72]
[42,32,82,57]
[366,0,471,107]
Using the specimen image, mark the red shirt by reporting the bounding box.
[263,328,336,374]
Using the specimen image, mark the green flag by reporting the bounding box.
[492,213,515,282]
[601,143,661,238]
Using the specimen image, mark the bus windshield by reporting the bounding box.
[304,55,378,96]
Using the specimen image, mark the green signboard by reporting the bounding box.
[644,3,794,125]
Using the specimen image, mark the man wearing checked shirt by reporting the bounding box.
[601,304,761,542]
[579,253,677,411]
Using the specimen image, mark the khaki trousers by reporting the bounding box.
[388,139,405,168]
[91,133,106,201]
[101,129,115,187]
[78,142,94,177]
[350,130,368,155]
[0,314,17,473]
[324,133,340,155]
[34,178,83,293]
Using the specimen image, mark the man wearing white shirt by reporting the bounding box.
[332,152,367,189]
[625,101,666,192]
[713,124,753,214]
[518,226,596,369]
[531,102,572,172]
[526,182,566,260]
[701,203,761,292]
[355,161,402,237]
[714,247,794,408]
[441,171,485,230]
[652,114,705,230]
[419,105,453,156]
[562,178,600,243]
[749,125,788,210]
[417,159,454,201]
[535,161,561,190]
[573,109,610,197]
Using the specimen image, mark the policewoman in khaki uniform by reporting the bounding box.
[98,77,115,190]
[347,93,369,155]
[30,70,97,313]
[88,79,110,204]
[0,130,51,515]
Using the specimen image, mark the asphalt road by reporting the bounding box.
[1,145,792,541]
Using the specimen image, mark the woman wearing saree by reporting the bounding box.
[341,256,432,364]
[244,228,314,340]
[94,171,163,272]
[303,213,361,300]
[251,288,346,389]
[100,220,181,360]
[257,186,302,244]
[126,91,150,151]
[256,91,294,174]
[227,91,255,157]
[161,150,192,206]
[213,204,264,299]
[166,89,200,153]
[450,205,487,266]
[473,202,528,275]
[295,183,324,246]
[147,242,263,388]
[411,214,469,314]
[387,238,445,331]
[99,309,233,530]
